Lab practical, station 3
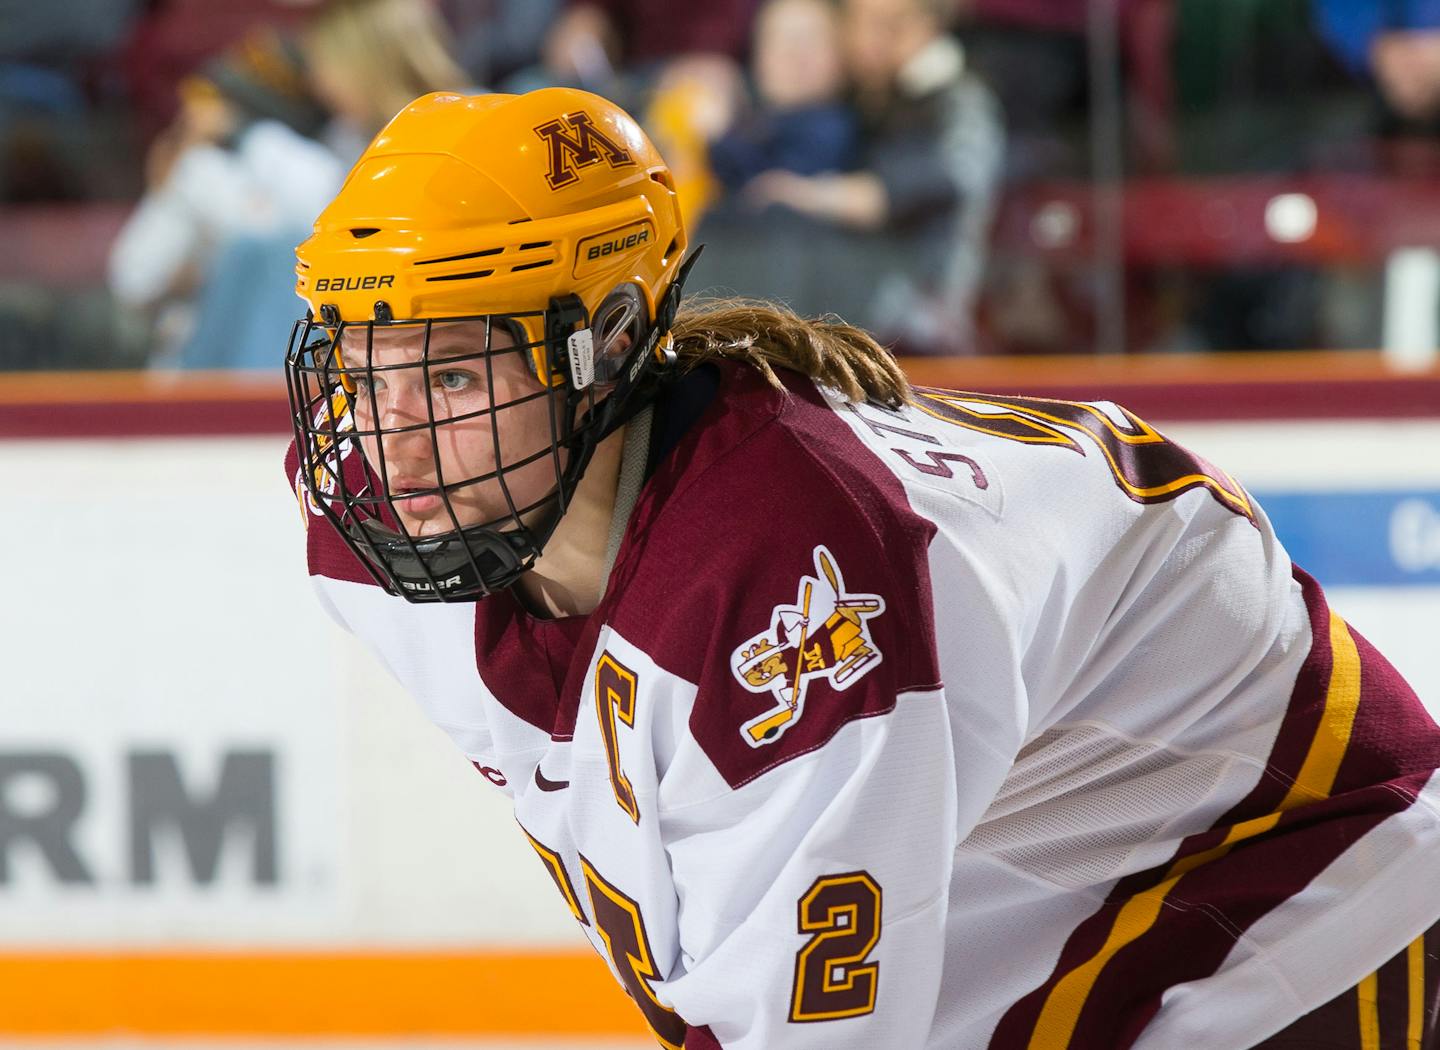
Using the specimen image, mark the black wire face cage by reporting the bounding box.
[285,292,665,603]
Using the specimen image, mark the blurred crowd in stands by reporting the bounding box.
[3,0,1440,369]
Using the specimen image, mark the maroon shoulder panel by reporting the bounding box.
[605,365,943,790]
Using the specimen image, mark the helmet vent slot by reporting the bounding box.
[417,247,504,266]
[519,241,552,250]
[510,260,553,273]
[349,228,381,239]
[424,269,495,282]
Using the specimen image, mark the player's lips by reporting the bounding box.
[386,478,445,516]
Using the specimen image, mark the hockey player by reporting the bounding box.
[285,88,1440,1048]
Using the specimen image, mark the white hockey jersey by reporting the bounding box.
[288,362,1440,1049]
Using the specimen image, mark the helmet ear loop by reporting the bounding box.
[542,294,595,513]
[589,286,646,387]
[654,329,678,370]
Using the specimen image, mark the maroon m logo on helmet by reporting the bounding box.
[534,112,635,190]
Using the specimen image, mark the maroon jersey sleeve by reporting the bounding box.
[609,371,944,787]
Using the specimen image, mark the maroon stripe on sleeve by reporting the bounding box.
[1079,775,1428,1049]
[990,567,1440,1049]
[988,896,1142,1049]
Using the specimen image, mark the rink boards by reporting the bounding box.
[0,364,1436,1039]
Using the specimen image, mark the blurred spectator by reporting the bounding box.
[107,27,342,364]
[500,0,626,98]
[118,0,313,147]
[955,0,1090,181]
[643,55,746,228]
[438,0,561,88]
[1371,29,1440,124]
[303,0,475,162]
[0,0,145,201]
[8,0,1431,371]
[721,0,1003,352]
[1316,1,1440,90]
[1315,0,1440,168]
[654,0,855,233]
[505,0,765,105]
[707,0,859,192]
[107,0,472,370]
[543,0,763,72]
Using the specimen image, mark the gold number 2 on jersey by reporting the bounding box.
[790,871,884,1022]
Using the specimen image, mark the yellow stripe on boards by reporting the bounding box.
[1408,936,1426,1050]
[1359,971,1382,1050]
[1026,609,1363,1050]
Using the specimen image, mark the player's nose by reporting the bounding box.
[372,380,440,460]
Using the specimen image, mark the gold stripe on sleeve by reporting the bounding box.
[1408,935,1426,1050]
[1358,971,1381,1050]
[1281,610,1363,808]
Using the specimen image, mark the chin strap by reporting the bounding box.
[570,249,703,599]
[600,403,653,594]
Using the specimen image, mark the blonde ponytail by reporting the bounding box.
[669,298,911,408]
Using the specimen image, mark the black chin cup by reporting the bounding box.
[347,518,539,598]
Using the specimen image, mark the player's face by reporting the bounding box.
[342,321,560,537]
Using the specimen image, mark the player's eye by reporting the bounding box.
[351,373,382,397]
[434,369,475,393]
